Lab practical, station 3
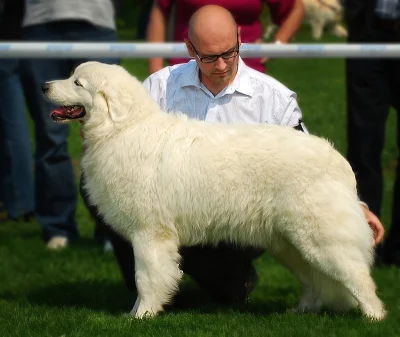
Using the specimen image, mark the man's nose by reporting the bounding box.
[215,57,226,69]
[41,82,50,93]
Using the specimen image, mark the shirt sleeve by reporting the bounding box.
[143,74,167,112]
[274,92,308,133]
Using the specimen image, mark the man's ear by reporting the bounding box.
[99,87,130,123]
[238,26,242,47]
[184,38,195,58]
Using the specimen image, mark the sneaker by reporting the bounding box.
[103,239,114,253]
[47,236,68,250]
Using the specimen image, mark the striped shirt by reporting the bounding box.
[143,58,303,127]
[375,0,400,19]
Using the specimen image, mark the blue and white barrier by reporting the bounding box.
[0,42,398,58]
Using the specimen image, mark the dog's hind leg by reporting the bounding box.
[329,24,348,38]
[281,206,386,320]
[272,236,322,313]
[288,237,385,320]
[129,229,182,318]
[315,252,385,320]
[317,273,358,313]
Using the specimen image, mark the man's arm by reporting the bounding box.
[273,0,305,43]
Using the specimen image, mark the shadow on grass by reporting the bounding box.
[1,278,293,317]
[1,280,134,315]
[167,284,293,316]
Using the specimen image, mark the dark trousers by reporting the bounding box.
[21,21,119,241]
[0,59,34,219]
[346,28,400,253]
[80,173,264,300]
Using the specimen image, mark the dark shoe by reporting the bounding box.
[209,265,259,304]
[22,211,35,222]
[6,211,35,222]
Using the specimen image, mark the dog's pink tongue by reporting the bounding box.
[50,106,69,117]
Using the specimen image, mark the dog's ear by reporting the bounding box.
[99,87,132,123]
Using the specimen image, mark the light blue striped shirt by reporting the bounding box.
[375,0,400,19]
[143,58,303,127]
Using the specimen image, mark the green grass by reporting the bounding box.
[1,26,400,336]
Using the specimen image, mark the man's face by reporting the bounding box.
[186,32,240,87]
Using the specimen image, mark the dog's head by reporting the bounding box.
[42,61,150,126]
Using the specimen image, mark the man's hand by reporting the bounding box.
[361,205,384,246]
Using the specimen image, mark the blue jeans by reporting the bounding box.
[21,21,119,241]
[0,59,34,219]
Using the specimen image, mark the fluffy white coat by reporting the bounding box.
[43,62,385,321]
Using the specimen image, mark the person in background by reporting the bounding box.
[136,0,153,40]
[146,0,305,74]
[20,0,119,250]
[83,5,384,304]
[0,0,35,222]
[345,0,400,266]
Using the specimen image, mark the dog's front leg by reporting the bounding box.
[310,19,324,40]
[129,229,182,318]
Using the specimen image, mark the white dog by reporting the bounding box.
[43,61,385,321]
[264,0,348,41]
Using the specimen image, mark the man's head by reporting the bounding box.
[185,5,241,93]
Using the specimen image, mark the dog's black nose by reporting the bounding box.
[42,82,50,93]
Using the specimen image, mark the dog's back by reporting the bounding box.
[83,111,358,247]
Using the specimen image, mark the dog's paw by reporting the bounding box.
[287,301,322,314]
[129,297,161,319]
[123,310,157,319]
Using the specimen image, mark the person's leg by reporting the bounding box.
[346,57,391,218]
[0,59,34,220]
[381,57,400,264]
[21,23,78,243]
[67,21,120,245]
[180,244,263,303]
[68,21,120,67]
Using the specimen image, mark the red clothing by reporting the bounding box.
[157,0,295,73]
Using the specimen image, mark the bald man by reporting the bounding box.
[83,5,384,307]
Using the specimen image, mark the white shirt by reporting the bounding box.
[143,58,303,127]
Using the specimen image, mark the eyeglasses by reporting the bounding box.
[189,36,239,64]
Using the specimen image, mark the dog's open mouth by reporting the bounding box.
[50,105,86,122]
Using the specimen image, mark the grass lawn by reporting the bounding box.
[1,26,399,337]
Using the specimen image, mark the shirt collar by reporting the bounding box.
[180,59,202,88]
[228,57,254,97]
[180,57,254,97]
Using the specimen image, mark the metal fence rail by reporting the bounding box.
[0,42,398,58]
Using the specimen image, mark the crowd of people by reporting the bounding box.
[0,0,399,308]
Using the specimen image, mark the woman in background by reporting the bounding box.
[146,0,304,74]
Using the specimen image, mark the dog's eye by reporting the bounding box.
[74,79,83,87]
